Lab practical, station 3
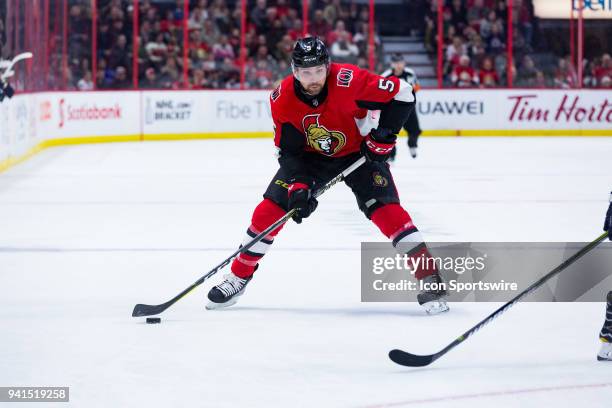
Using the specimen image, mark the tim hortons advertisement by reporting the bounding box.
[417,90,611,130]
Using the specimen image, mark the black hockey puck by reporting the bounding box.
[146,317,161,324]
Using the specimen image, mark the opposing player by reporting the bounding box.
[381,53,422,159]
[598,191,612,361]
[206,37,448,314]
[0,53,29,103]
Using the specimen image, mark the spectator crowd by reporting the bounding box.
[1,0,609,90]
[423,0,610,88]
[0,13,6,59]
[58,0,377,90]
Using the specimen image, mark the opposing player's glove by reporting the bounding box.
[604,192,612,240]
[288,182,318,224]
[361,127,397,162]
[0,82,13,102]
[4,84,14,98]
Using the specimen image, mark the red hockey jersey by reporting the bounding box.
[270,63,408,159]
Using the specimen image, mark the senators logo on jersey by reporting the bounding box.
[302,114,347,156]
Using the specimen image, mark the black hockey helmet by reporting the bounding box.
[291,37,330,70]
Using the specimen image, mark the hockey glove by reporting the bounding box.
[361,127,397,162]
[605,192,612,240]
[288,183,318,224]
[4,84,14,99]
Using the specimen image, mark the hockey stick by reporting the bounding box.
[0,52,33,82]
[132,156,367,317]
[389,231,609,367]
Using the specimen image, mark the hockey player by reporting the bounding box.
[598,192,612,361]
[206,37,448,314]
[381,53,422,159]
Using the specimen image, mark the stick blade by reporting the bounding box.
[388,349,435,367]
[132,303,167,317]
[15,52,33,61]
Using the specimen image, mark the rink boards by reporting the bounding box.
[1,88,610,172]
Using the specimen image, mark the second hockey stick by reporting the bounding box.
[389,232,609,367]
[132,156,367,317]
[0,52,33,82]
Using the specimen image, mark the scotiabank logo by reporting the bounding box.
[58,98,122,128]
[508,94,611,123]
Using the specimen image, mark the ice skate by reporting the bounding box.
[597,291,612,361]
[206,273,252,310]
[417,273,449,315]
[597,340,611,361]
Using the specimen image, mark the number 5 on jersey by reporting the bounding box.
[378,78,395,92]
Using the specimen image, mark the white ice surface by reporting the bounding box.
[1,137,611,408]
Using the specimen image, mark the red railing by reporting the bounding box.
[577,0,584,88]
[507,0,513,88]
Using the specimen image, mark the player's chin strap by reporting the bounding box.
[132,156,367,318]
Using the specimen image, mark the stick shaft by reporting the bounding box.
[390,232,609,367]
[437,232,609,361]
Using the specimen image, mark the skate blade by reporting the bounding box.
[422,300,449,315]
[206,298,238,311]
